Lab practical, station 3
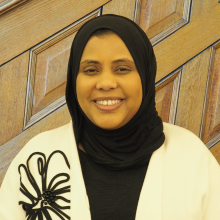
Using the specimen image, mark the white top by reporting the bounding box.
[0,121,220,220]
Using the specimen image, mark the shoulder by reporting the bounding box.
[162,122,215,163]
[163,122,206,148]
[5,121,73,173]
[20,121,72,156]
[25,122,71,146]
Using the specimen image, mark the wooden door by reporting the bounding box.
[135,0,220,163]
[1,0,220,186]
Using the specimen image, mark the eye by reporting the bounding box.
[118,68,127,71]
[83,68,98,75]
[115,67,131,74]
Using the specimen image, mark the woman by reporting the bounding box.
[0,14,220,220]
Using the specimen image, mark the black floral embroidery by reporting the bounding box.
[18,150,70,220]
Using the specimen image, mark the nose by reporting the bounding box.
[96,71,117,90]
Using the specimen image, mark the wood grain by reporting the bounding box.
[0,104,71,186]
[155,81,173,123]
[23,10,100,128]
[175,48,211,137]
[147,0,177,28]
[155,72,180,123]
[0,0,27,15]
[210,141,220,165]
[32,32,75,115]
[154,4,220,83]
[0,0,109,66]
[134,0,142,24]
[0,52,29,146]
[190,0,218,22]
[139,0,190,41]
[201,43,220,143]
[32,83,67,115]
[102,0,136,20]
[168,70,182,124]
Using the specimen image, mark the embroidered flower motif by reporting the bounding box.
[18,150,70,219]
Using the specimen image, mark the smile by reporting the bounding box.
[95,100,122,106]
[93,99,124,111]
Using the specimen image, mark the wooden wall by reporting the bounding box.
[0,0,220,186]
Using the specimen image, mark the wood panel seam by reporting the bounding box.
[206,133,220,149]
[199,46,214,140]
[0,0,27,15]
[134,0,142,23]
[169,70,182,124]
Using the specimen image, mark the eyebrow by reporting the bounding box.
[80,60,100,65]
[80,58,135,65]
[112,58,134,64]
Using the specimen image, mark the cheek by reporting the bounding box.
[76,76,90,99]
[76,76,96,111]
[132,86,142,111]
[126,77,142,105]
[76,77,88,109]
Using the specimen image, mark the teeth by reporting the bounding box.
[96,100,122,106]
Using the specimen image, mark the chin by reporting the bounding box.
[94,121,123,130]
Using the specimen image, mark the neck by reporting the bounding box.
[78,143,86,153]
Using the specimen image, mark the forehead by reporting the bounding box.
[80,33,133,61]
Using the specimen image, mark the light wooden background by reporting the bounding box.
[1,0,220,186]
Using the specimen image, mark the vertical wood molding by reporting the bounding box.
[175,48,211,137]
[134,0,142,23]
[155,70,181,123]
[201,42,220,144]
[168,70,182,124]
[199,47,214,140]
[23,9,100,130]
[0,0,27,15]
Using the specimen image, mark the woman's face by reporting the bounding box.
[76,33,142,130]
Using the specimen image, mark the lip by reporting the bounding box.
[93,99,125,111]
[93,97,124,101]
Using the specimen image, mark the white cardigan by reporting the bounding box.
[0,121,220,220]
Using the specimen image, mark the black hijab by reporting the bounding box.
[65,14,165,170]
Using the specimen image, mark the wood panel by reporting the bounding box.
[139,0,191,45]
[190,0,218,22]
[146,0,177,28]
[102,0,136,20]
[201,42,220,143]
[156,82,173,123]
[0,104,71,186]
[210,141,220,165]
[0,0,27,15]
[154,4,220,83]
[0,0,110,66]
[24,10,100,129]
[155,70,181,123]
[0,52,29,146]
[175,48,211,137]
